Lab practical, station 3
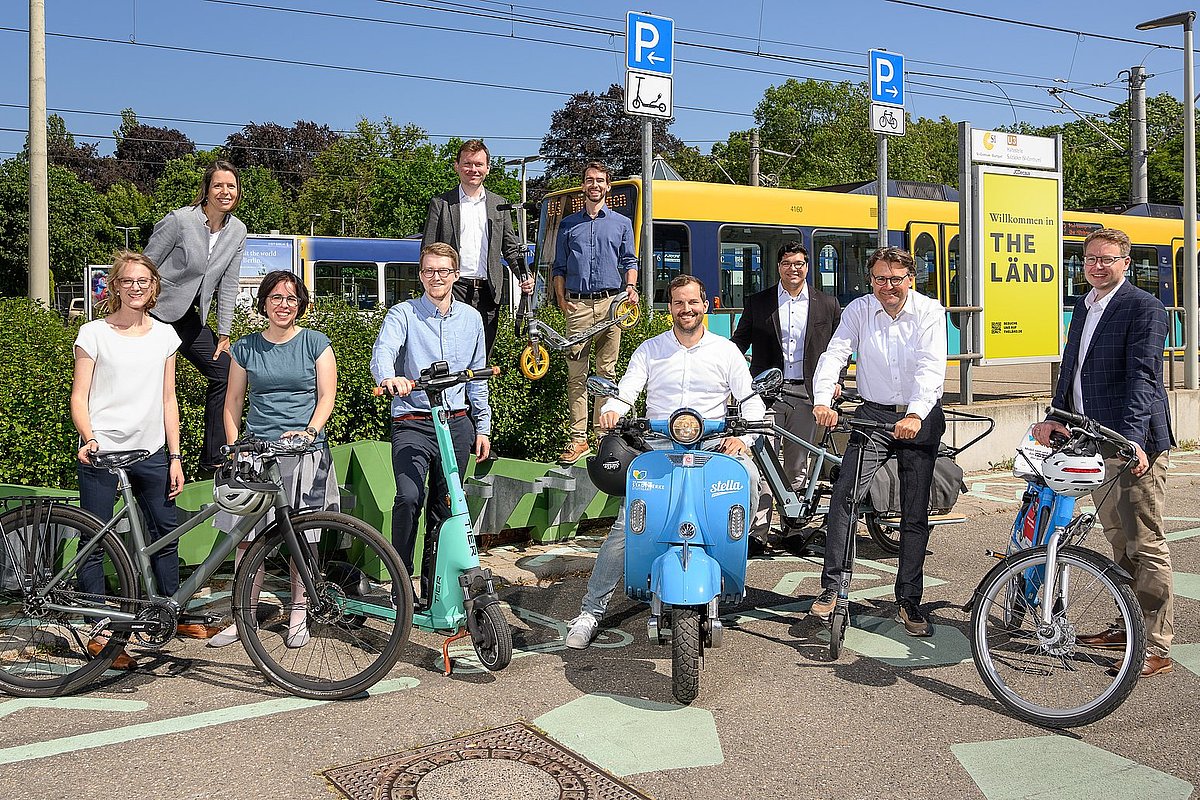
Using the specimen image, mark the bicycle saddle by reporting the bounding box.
[89,450,152,470]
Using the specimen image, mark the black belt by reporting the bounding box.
[567,289,620,300]
[460,278,489,288]
[393,409,470,422]
[783,379,805,385]
[861,399,908,413]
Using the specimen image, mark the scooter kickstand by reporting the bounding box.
[441,627,472,676]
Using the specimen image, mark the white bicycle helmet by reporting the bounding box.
[213,457,276,516]
[1040,446,1104,497]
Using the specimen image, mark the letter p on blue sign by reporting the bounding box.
[627,12,674,76]
[869,49,904,107]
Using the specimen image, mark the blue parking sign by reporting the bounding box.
[869,49,905,107]
[627,12,674,76]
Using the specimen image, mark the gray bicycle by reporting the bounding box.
[0,437,412,700]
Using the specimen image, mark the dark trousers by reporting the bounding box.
[167,306,230,468]
[452,279,499,357]
[389,415,474,575]
[77,448,179,597]
[822,402,945,605]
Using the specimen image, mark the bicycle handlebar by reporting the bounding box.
[220,436,312,457]
[1045,406,1135,451]
[373,365,500,397]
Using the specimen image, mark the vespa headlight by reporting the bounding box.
[728,504,746,541]
[668,409,704,445]
[629,499,646,534]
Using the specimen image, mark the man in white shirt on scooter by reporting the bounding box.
[565,274,767,648]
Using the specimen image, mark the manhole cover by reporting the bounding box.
[323,722,652,800]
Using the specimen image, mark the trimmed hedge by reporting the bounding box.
[0,297,670,489]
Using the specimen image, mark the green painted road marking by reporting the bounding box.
[0,697,147,719]
[830,613,972,668]
[1171,643,1200,677]
[1166,528,1200,542]
[534,693,722,777]
[952,735,1194,799]
[0,677,420,766]
[1165,516,1200,522]
[1172,571,1200,601]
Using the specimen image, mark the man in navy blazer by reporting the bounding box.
[1035,226,1175,678]
[422,139,533,355]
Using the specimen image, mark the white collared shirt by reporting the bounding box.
[1071,278,1125,414]
[457,186,489,279]
[601,328,765,428]
[777,282,809,381]
[812,290,947,419]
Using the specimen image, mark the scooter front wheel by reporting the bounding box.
[829,607,848,659]
[471,602,513,671]
[614,298,641,330]
[519,344,551,380]
[671,608,701,704]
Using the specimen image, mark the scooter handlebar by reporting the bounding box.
[373,366,500,396]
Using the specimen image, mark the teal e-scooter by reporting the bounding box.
[375,361,513,675]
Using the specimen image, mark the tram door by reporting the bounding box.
[907,221,962,354]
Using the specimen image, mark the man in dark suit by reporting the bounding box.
[731,241,842,495]
[422,139,533,355]
[1034,226,1175,678]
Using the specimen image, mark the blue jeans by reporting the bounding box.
[77,447,179,597]
[579,447,762,620]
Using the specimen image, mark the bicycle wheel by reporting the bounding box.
[471,602,512,671]
[970,545,1145,728]
[863,513,902,555]
[670,607,701,704]
[0,505,138,697]
[234,511,413,700]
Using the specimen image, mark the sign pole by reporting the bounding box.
[641,118,654,308]
[958,121,974,405]
[877,134,888,248]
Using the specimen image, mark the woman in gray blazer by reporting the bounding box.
[144,160,247,474]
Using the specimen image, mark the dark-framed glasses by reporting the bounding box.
[419,268,458,278]
[267,294,300,307]
[779,259,808,270]
[118,278,153,289]
[1082,255,1128,267]
[870,274,909,287]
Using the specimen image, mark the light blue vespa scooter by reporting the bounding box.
[587,371,776,704]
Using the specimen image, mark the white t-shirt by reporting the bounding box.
[74,318,182,453]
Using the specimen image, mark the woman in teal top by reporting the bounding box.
[212,270,338,649]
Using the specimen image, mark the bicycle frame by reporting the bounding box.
[32,460,316,630]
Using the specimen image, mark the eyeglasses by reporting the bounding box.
[870,274,910,287]
[1082,254,1128,267]
[118,278,152,289]
[419,268,459,278]
[267,294,299,307]
[779,259,808,270]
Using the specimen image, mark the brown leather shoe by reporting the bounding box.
[1078,627,1126,649]
[1141,654,1173,677]
[176,623,224,640]
[557,440,591,466]
[87,638,137,671]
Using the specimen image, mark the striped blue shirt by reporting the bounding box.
[370,294,491,435]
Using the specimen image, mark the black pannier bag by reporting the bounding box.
[867,455,966,516]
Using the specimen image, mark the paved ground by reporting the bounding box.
[1,453,1198,800]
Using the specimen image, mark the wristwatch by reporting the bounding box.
[305,426,318,437]
[168,453,183,461]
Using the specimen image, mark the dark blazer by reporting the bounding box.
[1052,280,1174,453]
[421,187,524,294]
[730,283,842,386]
[144,205,246,336]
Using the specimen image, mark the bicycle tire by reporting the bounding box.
[471,602,512,671]
[0,505,138,697]
[864,513,902,554]
[234,511,413,700]
[671,607,701,704]
[970,545,1145,728]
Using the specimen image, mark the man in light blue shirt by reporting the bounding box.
[371,242,491,579]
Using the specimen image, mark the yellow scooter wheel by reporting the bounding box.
[519,344,551,380]
[615,299,641,329]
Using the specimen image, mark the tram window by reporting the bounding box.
[384,262,421,307]
[1129,246,1159,297]
[652,223,690,307]
[718,225,801,309]
[1063,242,1087,304]
[314,261,379,310]
[947,235,960,306]
[811,229,875,305]
[913,232,939,299]
[1174,247,1199,308]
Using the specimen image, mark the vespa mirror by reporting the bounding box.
[586,375,619,398]
[751,367,784,396]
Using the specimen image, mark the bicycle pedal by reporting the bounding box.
[178,613,221,626]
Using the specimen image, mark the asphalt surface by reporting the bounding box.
[1,457,1197,800]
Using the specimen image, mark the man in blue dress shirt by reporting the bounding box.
[371,242,491,582]
[551,162,639,466]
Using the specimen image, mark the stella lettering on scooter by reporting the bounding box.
[710,479,744,498]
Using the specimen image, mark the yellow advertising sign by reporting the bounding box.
[978,169,1062,364]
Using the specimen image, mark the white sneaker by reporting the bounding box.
[565,612,599,649]
[207,624,239,648]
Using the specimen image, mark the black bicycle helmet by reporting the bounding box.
[586,433,645,497]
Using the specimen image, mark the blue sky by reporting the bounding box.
[1,0,1198,177]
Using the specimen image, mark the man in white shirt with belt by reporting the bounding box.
[565,274,766,648]
[809,246,947,636]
